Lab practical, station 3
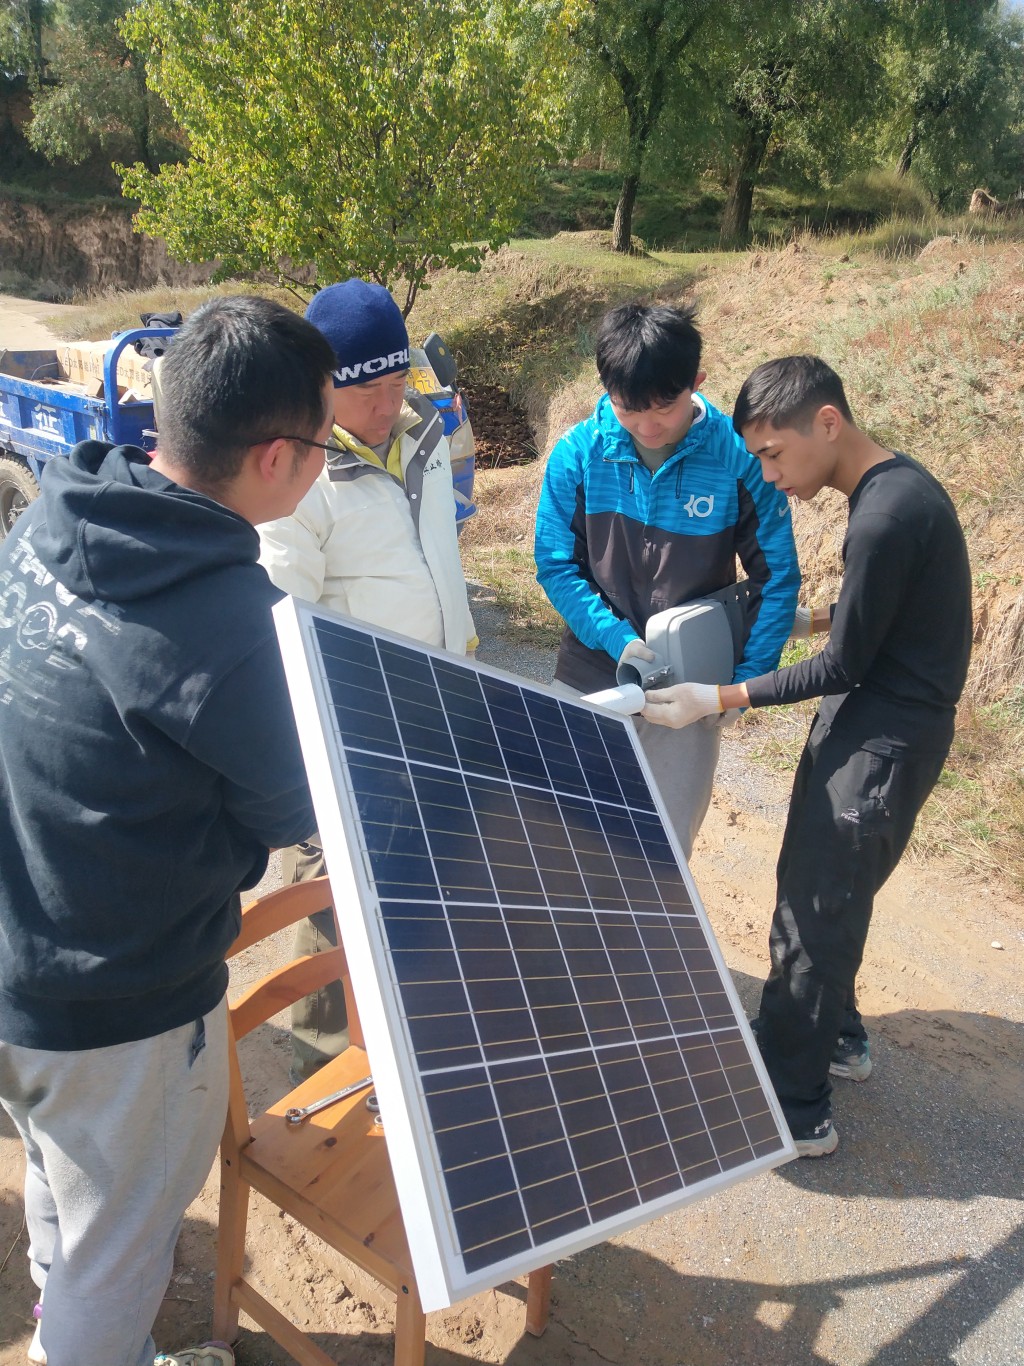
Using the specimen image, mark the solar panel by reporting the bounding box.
[274,599,795,1311]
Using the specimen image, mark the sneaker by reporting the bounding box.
[28,1303,45,1366]
[830,1036,872,1082]
[154,1345,234,1366]
[793,1118,839,1158]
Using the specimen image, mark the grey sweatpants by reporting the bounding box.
[554,682,722,862]
[0,996,228,1366]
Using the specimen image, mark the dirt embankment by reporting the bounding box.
[0,193,214,297]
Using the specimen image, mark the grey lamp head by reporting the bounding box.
[616,600,736,692]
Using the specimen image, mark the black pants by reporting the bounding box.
[283,836,349,1084]
[755,714,947,1137]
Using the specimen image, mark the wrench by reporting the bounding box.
[284,1074,374,1126]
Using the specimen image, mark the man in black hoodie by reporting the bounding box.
[0,297,336,1366]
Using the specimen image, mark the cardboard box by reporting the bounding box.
[57,341,153,393]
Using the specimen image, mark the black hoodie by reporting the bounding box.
[0,442,317,1050]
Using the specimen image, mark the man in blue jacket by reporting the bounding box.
[535,301,799,858]
[0,297,336,1366]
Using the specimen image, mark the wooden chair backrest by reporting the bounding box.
[224,876,364,1151]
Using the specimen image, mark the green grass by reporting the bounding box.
[522,169,727,250]
[0,177,127,209]
[518,165,1024,252]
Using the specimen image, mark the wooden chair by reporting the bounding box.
[213,877,552,1366]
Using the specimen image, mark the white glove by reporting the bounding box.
[641,682,723,729]
[790,605,813,640]
[618,638,655,667]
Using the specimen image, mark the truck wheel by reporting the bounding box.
[0,454,40,542]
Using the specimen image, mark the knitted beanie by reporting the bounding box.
[305,280,410,388]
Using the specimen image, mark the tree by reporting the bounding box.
[709,0,884,243]
[27,0,177,172]
[0,0,54,86]
[881,0,1020,204]
[562,0,714,252]
[120,0,549,313]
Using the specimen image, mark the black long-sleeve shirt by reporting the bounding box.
[745,452,972,756]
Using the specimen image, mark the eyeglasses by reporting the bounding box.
[263,434,340,455]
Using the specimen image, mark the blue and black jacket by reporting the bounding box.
[535,393,801,692]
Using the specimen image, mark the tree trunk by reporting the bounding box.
[612,172,640,253]
[896,128,918,177]
[29,0,48,86]
[133,64,160,174]
[721,124,770,245]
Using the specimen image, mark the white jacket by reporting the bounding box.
[259,392,476,654]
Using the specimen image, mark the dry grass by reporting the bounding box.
[459,464,563,643]
[47,280,303,340]
[459,232,1024,884]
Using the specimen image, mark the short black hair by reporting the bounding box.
[595,301,702,410]
[733,355,853,434]
[158,296,336,488]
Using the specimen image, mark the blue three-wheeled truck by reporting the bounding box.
[0,323,476,542]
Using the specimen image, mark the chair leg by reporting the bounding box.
[525,1264,552,1337]
[394,1281,426,1366]
[212,1154,251,1343]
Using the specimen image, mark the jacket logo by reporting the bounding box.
[17,601,58,651]
[423,457,444,474]
[333,349,409,384]
[683,493,715,518]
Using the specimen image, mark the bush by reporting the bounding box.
[832,168,934,221]
[855,218,938,258]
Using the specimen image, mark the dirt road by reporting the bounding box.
[1,548,1021,1361]
[0,293,81,349]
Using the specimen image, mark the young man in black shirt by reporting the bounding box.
[641,355,972,1157]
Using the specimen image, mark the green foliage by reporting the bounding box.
[26,0,178,171]
[120,0,550,312]
[0,0,53,84]
[560,0,715,249]
[696,0,884,242]
[546,0,1021,241]
[880,0,1024,206]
